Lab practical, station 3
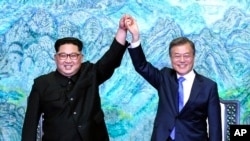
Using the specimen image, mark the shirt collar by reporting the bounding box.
[55,70,80,87]
[177,70,195,81]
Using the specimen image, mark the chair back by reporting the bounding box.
[220,98,240,141]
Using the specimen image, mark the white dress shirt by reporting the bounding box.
[177,71,195,106]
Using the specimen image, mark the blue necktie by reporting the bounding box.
[170,77,185,140]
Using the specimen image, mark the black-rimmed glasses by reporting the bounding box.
[57,53,81,60]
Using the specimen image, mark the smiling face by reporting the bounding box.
[54,43,83,77]
[170,42,195,76]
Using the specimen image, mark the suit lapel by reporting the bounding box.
[169,70,179,113]
[182,73,203,112]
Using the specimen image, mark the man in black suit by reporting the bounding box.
[125,16,222,141]
[21,15,132,141]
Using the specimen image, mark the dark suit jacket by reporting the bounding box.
[22,39,127,141]
[128,45,222,141]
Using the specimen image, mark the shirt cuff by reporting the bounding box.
[129,39,141,48]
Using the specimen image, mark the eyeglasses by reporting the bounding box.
[57,53,82,60]
[171,53,193,61]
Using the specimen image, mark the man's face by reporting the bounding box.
[54,43,83,77]
[170,43,194,76]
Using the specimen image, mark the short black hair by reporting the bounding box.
[169,37,195,56]
[54,37,83,52]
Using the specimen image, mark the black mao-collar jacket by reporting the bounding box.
[22,39,127,141]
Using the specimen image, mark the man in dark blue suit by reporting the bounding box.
[124,16,222,141]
